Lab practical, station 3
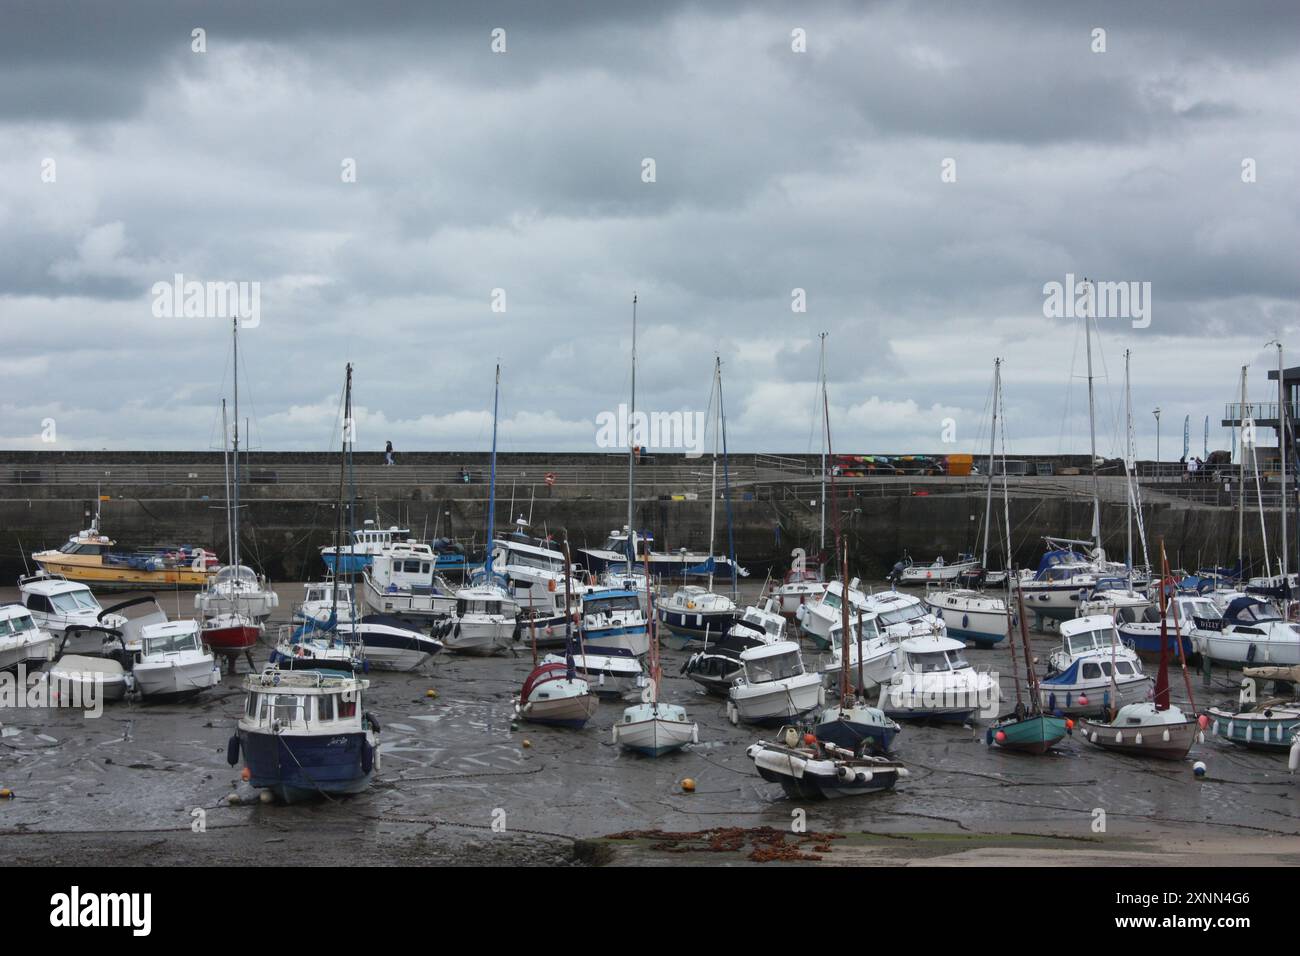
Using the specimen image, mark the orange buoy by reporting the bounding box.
[681,778,696,793]
[240,767,251,782]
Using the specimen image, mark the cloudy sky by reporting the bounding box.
[2,0,1297,458]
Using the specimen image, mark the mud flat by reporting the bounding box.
[1,582,1297,866]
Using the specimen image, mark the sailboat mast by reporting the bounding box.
[221,399,232,564]
[818,332,828,563]
[331,364,352,621]
[981,359,999,569]
[1124,350,1133,577]
[487,363,501,580]
[1278,343,1288,581]
[626,294,637,562]
[231,318,240,569]
[707,357,720,593]
[1238,366,1247,570]
[1084,298,1101,553]
[718,363,738,600]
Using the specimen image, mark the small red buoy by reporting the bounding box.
[240,767,251,782]
[802,733,816,746]
[1065,718,1075,730]
[1078,694,1089,706]
[1197,714,1209,730]
[994,730,1007,743]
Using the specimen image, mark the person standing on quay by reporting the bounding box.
[385,440,395,466]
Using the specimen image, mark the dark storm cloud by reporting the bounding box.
[0,1,1296,453]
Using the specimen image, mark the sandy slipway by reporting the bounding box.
[1,583,1298,867]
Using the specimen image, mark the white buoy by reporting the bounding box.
[1193,760,1207,777]
[1134,733,1143,745]
[1115,731,1123,743]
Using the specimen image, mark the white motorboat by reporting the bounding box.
[1076,577,1151,620]
[795,578,870,649]
[726,641,825,726]
[0,604,56,671]
[771,565,829,617]
[865,589,946,640]
[924,588,1008,647]
[17,572,125,652]
[1195,595,1300,668]
[1039,615,1151,717]
[728,598,789,643]
[321,521,411,576]
[361,540,461,622]
[125,620,221,701]
[1116,593,1214,660]
[579,588,651,657]
[336,615,442,671]
[293,579,358,626]
[445,586,516,656]
[816,612,898,690]
[877,635,1000,722]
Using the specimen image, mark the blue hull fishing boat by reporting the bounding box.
[229,665,379,803]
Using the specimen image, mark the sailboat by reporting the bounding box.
[925,359,1012,647]
[612,550,698,755]
[447,364,518,656]
[515,540,598,727]
[197,319,277,668]
[658,357,740,643]
[1079,540,1205,760]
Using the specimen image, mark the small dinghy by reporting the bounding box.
[1078,545,1205,761]
[613,556,697,756]
[747,725,908,799]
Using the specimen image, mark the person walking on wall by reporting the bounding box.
[385,440,395,466]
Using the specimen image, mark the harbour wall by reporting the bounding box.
[0,451,1272,581]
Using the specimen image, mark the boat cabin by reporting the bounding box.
[137,620,203,657]
[740,641,807,684]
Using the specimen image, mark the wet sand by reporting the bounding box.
[2,581,1298,866]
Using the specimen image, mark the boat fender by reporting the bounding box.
[360,740,374,774]
[836,765,855,781]
[1048,693,1056,711]
[859,770,873,784]
[1134,732,1143,745]
[454,622,461,638]
[366,711,381,734]
[1247,643,1257,663]
[962,614,969,630]
[1289,738,1300,773]
[1161,729,1170,742]
[226,734,240,767]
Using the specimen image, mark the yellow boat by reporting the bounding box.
[32,518,218,590]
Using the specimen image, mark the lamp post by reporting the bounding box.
[1153,407,1162,476]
